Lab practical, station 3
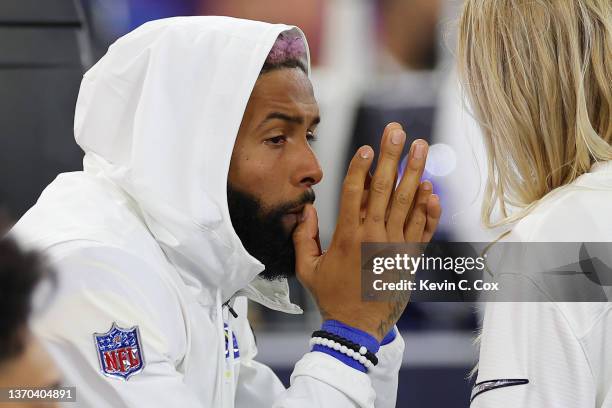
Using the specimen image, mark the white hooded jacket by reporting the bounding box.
[11,17,404,408]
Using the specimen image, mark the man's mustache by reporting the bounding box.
[273,189,316,217]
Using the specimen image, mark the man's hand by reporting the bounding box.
[293,123,441,341]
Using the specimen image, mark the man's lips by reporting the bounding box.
[286,204,306,215]
[282,205,307,232]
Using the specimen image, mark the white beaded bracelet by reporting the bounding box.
[309,336,374,370]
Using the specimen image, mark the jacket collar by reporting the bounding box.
[239,276,303,314]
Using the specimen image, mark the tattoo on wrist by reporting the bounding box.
[377,290,409,338]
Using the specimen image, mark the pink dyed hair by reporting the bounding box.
[261,32,307,74]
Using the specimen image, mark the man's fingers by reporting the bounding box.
[293,204,320,286]
[384,172,399,223]
[364,171,372,190]
[403,181,432,241]
[365,123,406,227]
[387,139,429,237]
[338,146,373,232]
[359,172,372,222]
[422,194,441,243]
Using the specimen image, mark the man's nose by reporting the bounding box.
[293,146,323,188]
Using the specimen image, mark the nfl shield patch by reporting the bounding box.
[93,322,145,380]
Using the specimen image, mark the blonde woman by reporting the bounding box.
[457,0,612,406]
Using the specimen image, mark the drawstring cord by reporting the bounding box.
[223,299,239,318]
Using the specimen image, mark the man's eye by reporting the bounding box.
[265,136,287,145]
[307,132,318,143]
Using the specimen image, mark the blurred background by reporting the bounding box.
[0,0,499,406]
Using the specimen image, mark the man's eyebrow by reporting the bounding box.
[259,112,321,128]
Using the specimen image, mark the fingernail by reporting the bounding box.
[413,141,427,159]
[359,146,372,159]
[422,180,432,191]
[391,130,405,145]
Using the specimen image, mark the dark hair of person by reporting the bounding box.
[0,238,49,364]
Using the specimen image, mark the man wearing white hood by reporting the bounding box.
[11,17,440,408]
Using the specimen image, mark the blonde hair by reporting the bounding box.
[458,0,612,228]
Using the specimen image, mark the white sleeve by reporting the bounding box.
[472,300,596,407]
[33,249,206,408]
[369,327,404,408]
[235,330,403,408]
[234,352,375,408]
[235,352,370,408]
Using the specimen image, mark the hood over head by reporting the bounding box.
[73,17,308,312]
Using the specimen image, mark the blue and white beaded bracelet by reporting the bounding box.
[310,334,376,370]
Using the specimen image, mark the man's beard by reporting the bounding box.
[227,184,315,281]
